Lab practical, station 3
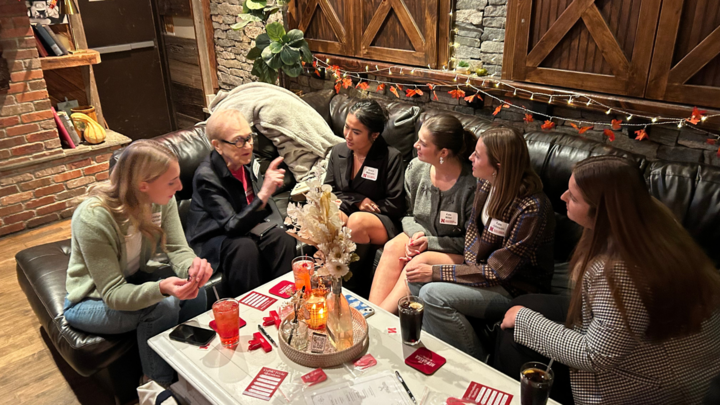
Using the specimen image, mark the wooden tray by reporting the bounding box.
[278,307,369,368]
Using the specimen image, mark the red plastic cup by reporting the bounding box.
[212,298,239,348]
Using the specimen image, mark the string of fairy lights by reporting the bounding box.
[307,56,720,143]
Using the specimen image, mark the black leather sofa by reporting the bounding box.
[16,89,720,403]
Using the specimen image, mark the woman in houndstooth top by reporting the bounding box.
[499,155,720,404]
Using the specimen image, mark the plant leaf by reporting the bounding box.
[448,89,465,99]
[286,29,305,46]
[283,63,303,78]
[246,46,262,60]
[280,45,300,65]
[541,120,556,130]
[239,13,262,21]
[299,42,313,63]
[263,6,280,15]
[251,59,277,84]
[255,33,271,50]
[376,83,386,92]
[269,41,283,54]
[262,46,283,69]
[390,86,400,98]
[231,20,252,30]
[611,119,622,130]
[266,22,286,42]
[634,129,648,141]
[245,0,267,10]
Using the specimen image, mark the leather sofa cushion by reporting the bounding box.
[15,240,137,377]
[646,162,720,266]
[300,89,335,126]
[328,94,422,163]
[153,125,213,202]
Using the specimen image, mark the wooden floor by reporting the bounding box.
[0,220,116,405]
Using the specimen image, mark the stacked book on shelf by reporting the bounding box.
[52,107,82,149]
[32,24,73,57]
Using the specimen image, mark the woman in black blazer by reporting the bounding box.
[324,100,405,245]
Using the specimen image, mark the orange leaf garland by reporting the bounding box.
[707,139,717,145]
[405,89,417,97]
[611,119,622,130]
[356,82,369,91]
[414,88,423,96]
[687,106,707,125]
[634,129,648,141]
[570,123,594,134]
[334,82,341,94]
[396,84,404,91]
[448,89,466,99]
[464,92,482,103]
[376,83,386,92]
[432,91,438,101]
[493,105,503,116]
[314,69,321,77]
[342,77,353,89]
[312,60,317,68]
[390,86,400,98]
[604,129,616,141]
[523,113,534,123]
[541,120,555,130]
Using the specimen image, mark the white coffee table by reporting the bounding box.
[149,273,559,404]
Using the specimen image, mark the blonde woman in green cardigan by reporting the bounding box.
[63,140,213,387]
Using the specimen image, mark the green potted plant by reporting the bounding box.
[232,0,313,84]
[457,60,470,74]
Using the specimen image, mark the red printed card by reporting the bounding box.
[269,280,296,298]
[405,347,446,375]
[353,354,377,370]
[243,367,288,401]
[301,368,327,386]
[239,291,277,311]
[462,381,513,405]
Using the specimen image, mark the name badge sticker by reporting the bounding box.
[488,219,509,237]
[439,211,459,226]
[361,166,378,181]
[252,159,260,178]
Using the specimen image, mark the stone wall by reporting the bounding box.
[284,72,720,167]
[210,0,281,90]
[454,0,506,76]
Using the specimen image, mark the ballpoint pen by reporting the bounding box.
[395,370,416,404]
[258,325,278,348]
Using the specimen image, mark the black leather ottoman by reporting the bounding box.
[16,240,142,405]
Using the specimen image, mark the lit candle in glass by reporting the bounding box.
[305,292,327,330]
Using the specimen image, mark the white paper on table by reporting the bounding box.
[303,371,415,405]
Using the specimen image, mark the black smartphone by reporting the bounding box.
[169,324,216,346]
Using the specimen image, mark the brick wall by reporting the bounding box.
[0,1,62,166]
[0,3,126,238]
[454,0,506,75]
[0,152,117,236]
[285,72,720,167]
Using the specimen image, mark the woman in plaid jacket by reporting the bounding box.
[498,155,720,404]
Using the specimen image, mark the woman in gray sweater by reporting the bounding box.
[369,114,477,313]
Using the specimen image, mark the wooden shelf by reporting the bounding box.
[40,50,101,71]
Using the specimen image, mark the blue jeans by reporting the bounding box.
[63,288,207,385]
[409,282,511,360]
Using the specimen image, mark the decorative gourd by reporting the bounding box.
[70,113,106,144]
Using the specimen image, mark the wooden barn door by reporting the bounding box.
[295,0,352,56]
[646,0,720,109]
[359,0,438,67]
[505,0,662,97]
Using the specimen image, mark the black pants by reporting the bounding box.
[493,294,575,405]
[219,227,296,297]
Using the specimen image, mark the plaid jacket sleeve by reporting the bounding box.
[432,197,547,287]
[513,260,650,371]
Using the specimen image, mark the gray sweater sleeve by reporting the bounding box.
[401,159,432,238]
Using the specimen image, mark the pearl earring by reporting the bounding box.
[492,171,497,178]
[440,157,444,164]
